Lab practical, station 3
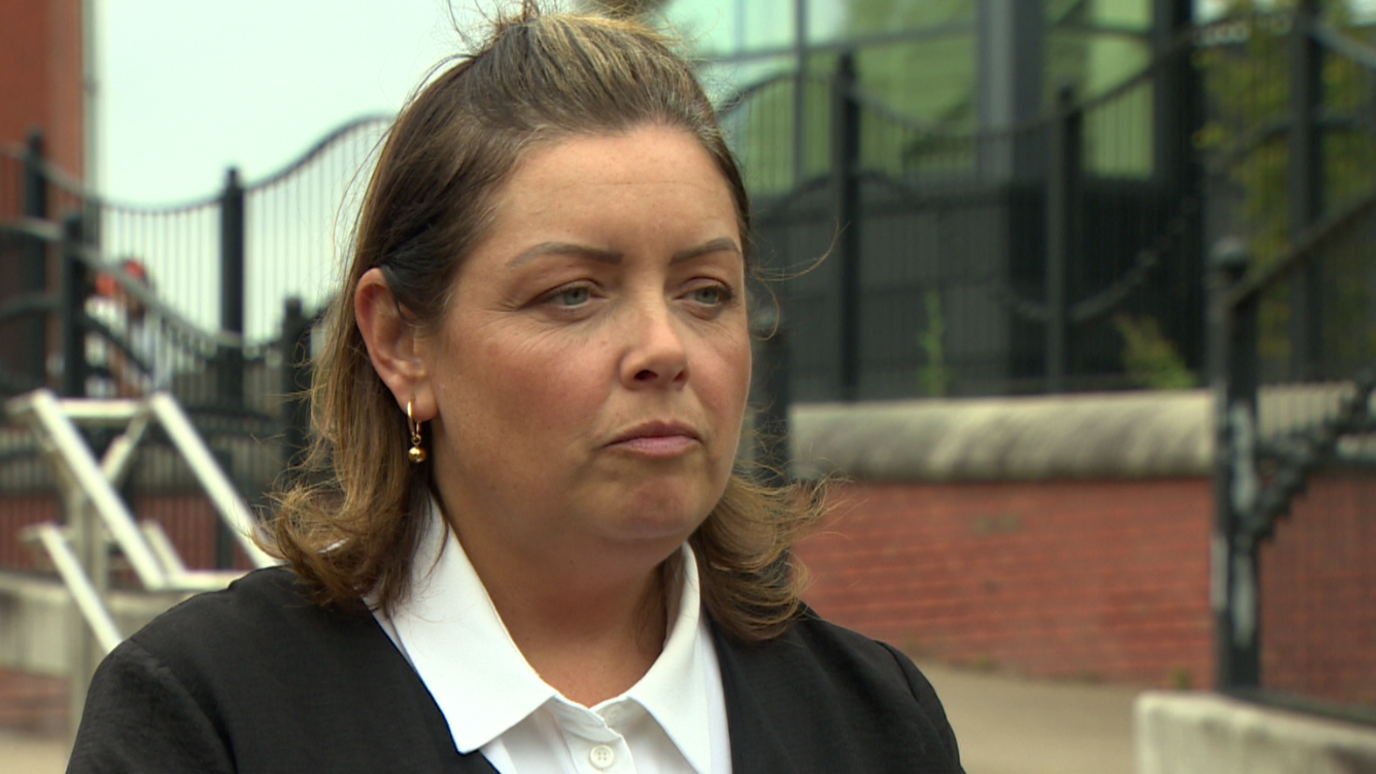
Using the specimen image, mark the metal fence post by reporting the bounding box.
[22,132,50,384]
[280,297,312,479]
[1045,84,1080,393]
[832,50,862,401]
[1209,237,1261,690]
[1288,0,1323,380]
[792,0,808,187]
[219,168,245,410]
[59,213,89,398]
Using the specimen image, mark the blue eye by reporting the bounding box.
[691,286,728,305]
[552,286,591,307]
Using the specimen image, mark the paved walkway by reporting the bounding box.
[2,729,68,774]
[3,662,1141,774]
[919,660,1140,774]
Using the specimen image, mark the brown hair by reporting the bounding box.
[266,3,823,642]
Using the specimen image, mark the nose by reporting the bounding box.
[620,297,688,388]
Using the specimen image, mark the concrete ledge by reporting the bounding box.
[791,390,1213,482]
[789,384,1376,482]
[1135,691,1376,774]
[0,572,186,676]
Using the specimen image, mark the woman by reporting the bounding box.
[68,6,963,773]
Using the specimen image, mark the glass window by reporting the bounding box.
[660,0,796,56]
[840,0,974,39]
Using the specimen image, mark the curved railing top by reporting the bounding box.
[98,113,395,215]
[243,113,393,192]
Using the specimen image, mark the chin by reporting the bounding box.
[611,490,715,542]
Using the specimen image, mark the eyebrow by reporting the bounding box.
[507,237,742,268]
[672,237,742,264]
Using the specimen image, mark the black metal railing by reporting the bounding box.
[1210,1,1376,722]
[725,15,1205,400]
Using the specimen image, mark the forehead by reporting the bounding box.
[457,126,740,258]
[506,125,731,198]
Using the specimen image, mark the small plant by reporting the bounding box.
[918,287,954,396]
[1114,314,1198,390]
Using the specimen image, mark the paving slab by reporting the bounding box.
[918,660,1141,774]
[0,730,67,774]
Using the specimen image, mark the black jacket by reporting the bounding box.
[68,568,963,773]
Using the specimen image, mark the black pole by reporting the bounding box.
[792,0,808,187]
[280,297,313,480]
[22,132,50,385]
[59,213,89,398]
[832,51,862,401]
[1151,0,1197,191]
[1288,0,1323,381]
[1209,237,1261,690]
[1045,84,1079,393]
[219,168,246,409]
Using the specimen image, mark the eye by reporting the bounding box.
[548,285,592,307]
[689,285,731,306]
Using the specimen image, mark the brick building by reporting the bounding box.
[0,0,85,186]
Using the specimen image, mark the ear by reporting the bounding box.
[355,268,436,420]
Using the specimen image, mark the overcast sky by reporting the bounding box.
[97,0,478,204]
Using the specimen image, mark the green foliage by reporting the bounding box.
[1196,1,1376,375]
[918,288,954,397]
[1114,314,1199,390]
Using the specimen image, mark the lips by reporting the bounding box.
[606,421,702,457]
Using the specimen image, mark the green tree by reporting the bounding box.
[1196,0,1376,375]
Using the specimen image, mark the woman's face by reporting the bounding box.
[415,124,750,580]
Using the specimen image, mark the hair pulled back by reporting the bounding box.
[267,3,821,642]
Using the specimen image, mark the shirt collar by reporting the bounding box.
[618,541,712,774]
[381,496,714,774]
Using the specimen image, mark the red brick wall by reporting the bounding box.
[0,0,85,182]
[3,473,1371,731]
[0,492,257,573]
[796,478,1219,689]
[0,667,65,734]
[0,493,60,569]
[1261,471,1376,707]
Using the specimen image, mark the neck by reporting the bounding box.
[450,519,677,706]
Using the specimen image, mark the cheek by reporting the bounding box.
[705,331,753,415]
[467,330,607,429]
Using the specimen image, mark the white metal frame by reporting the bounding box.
[8,388,280,733]
[6,388,276,642]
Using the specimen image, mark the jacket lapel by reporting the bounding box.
[711,622,806,771]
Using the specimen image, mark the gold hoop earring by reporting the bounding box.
[407,401,426,464]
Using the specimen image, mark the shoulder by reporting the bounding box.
[771,610,954,723]
[712,609,963,772]
[127,567,365,662]
[73,568,465,773]
[109,567,381,716]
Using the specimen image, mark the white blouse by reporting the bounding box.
[373,500,733,774]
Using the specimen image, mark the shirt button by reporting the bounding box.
[589,744,616,770]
